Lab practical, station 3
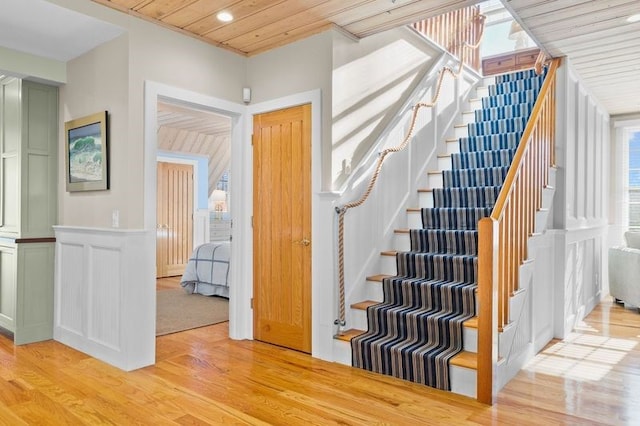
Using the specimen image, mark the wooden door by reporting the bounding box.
[156,161,193,278]
[253,104,312,353]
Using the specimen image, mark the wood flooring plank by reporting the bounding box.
[0,298,639,424]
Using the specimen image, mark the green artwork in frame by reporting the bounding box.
[64,111,109,192]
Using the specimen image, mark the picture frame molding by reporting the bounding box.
[64,111,109,192]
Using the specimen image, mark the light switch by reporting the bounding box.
[112,209,119,228]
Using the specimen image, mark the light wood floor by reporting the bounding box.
[0,299,639,424]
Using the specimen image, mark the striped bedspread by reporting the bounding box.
[180,242,230,298]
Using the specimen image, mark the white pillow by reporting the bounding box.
[625,231,640,249]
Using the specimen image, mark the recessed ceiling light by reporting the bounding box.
[627,13,640,23]
[217,11,233,22]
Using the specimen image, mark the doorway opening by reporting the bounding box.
[155,99,232,337]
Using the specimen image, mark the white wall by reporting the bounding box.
[0,46,66,84]
[331,27,440,190]
[552,58,610,338]
[52,0,246,230]
[61,34,130,228]
[247,31,334,191]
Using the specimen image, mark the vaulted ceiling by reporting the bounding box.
[157,102,231,196]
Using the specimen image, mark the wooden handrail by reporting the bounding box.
[477,58,561,404]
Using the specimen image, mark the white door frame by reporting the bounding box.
[144,81,246,341]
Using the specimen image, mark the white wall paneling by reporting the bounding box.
[53,226,154,371]
[551,59,609,338]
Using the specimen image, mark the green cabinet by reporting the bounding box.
[0,77,57,343]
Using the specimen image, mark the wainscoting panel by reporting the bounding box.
[88,245,121,351]
[57,242,84,336]
[54,226,155,371]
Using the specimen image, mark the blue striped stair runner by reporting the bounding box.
[351,67,547,391]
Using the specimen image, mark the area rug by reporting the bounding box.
[156,288,229,336]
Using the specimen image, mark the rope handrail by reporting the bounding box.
[334,12,487,329]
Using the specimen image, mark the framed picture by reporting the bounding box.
[65,111,109,192]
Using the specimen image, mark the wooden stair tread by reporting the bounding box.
[446,138,458,142]
[463,316,478,329]
[381,250,397,256]
[437,154,452,159]
[366,274,392,282]
[351,300,379,310]
[417,188,433,193]
[335,328,365,342]
[450,351,477,370]
[427,170,441,175]
[407,207,421,212]
[454,124,466,128]
[394,228,409,234]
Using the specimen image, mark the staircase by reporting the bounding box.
[342,67,548,397]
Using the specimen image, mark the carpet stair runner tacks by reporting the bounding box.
[351,67,547,391]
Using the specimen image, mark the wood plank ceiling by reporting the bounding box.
[157,102,231,196]
[92,0,640,115]
[505,0,640,115]
[90,0,474,56]
[92,0,640,163]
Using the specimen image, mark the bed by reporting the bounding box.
[180,241,230,298]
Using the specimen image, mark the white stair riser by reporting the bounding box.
[365,279,383,302]
[427,173,443,188]
[333,339,352,366]
[379,255,397,276]
[407,211,422,229]
[450,365,476,399]
[476,86,489,98]
[462,111,475,125]
[394,232,410,252]
[418,192,434,208]
[469,98,482,111]
[463,327,477,352]
[351,309,368,331]
[542,186,554,207]
[446,140,460,155]
[437,156,451,170]
[534,209,549,234]
[454,126,468,139]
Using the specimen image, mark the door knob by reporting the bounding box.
[295,238,311,246]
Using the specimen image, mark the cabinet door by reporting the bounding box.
[0,245,17,332]
[0,78,21,235]
[20,81,58,238]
